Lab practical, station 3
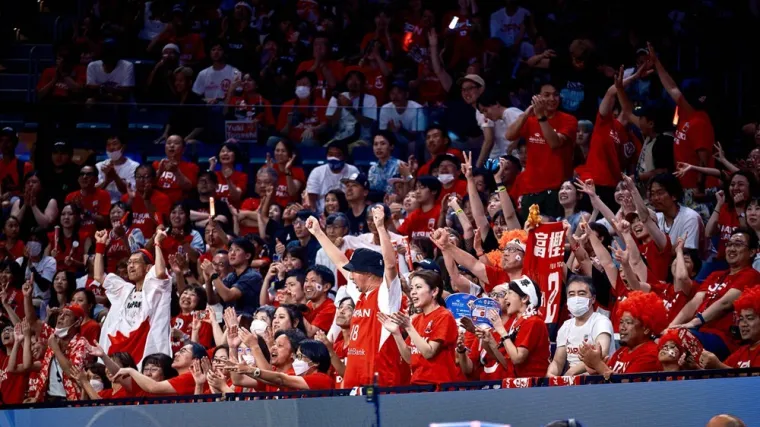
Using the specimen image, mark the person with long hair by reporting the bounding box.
[105,202,146,274]
[46,203,90,273]
[153,201,204,262]
[0,216,24,260]
[705,171,758,266]
[71,288,101,343]
[45,271,77,321]
[70,350,138,399]
[379,270,458,384]
[0,319,29,403]
[271,304,308,336]
[11,171,59,239]
[0,260,26,319]
[209,141,248,208]
[557,180,590,233]
[270,139,305,207]
[234,328,309,392]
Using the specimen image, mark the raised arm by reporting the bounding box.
[622,174,668,250]
[462,151,490,233]
[585,224,619,289]
[432,228,487,284]
[372,206,398,284]
[494,158,521,230]
[305,216,350,280]
[93,229,108,284]
[672,236,693,295]
[648,42,692,114]
[153,229,168,279]
[428,29,452,92]
[505,105,533,141]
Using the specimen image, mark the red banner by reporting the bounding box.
[523,222,565,325]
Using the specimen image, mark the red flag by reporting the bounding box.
[524,222,566,325]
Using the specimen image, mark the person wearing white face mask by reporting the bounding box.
[96,135,139,203]
[17,227,57,311]
[273,71,329,146]
[431,153,467,204]
[26,304,90,403]
[547,276,614,377]
[234,338,334,391]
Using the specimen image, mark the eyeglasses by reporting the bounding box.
[178,347,191,355]
[293,219,306,226]
[660,343,679,352]
[489,292,506,299]
[504,247,523,254]
[212,357,228,363]
[143,366,161,374]
[726,241,749,249]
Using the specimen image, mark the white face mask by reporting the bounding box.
[250,319,268,336]
[90,379,104,392]
[26,241,42,257]
[54,325,71,338]
[567,296,591,318]
[295,85,311,99]
[437,174,455,185]
[292,359,311,376]
[107,149,122,161]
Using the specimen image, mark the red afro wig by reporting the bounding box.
[615,291,669,336]
[658,329,685,352]
[734,286,760,316]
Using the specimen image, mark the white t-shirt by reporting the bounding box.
[96,157,140,203]
[326,92,378,140]
[556,311,615,369]
[86,60,135,88]
[47,359,66,397]
[490,7,531,47]
[306,164,360,213]
[342,232,411,279]
[192,64,240,101]
[656,205,703,250]
[138,2,167,40]
[17,256,57,302]
[99,266,172,364]
[476,107,523,159]
[378,101,426,133]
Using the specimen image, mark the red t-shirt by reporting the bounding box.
[302,372,334,390]
[0,350,27,404]
[607,341,661,373]
[121,190,171,238]
[80,318,101,344]
[168,370,207,395]
[673,102,718,189]
[171,313,214,353]
[274,166,305,208]
[638,239,673,283]
[465,319,515,381]
[2,288,25,320]
[276,98,329,142]
[215,171,248,208]
[697,268,760,351]
[295,60,345,99]
[228,94,276,127]
[158,33,206,65]
[65,189,112,239]
[576,112,640,187]
[239,197,261,236]
[437,179,468,205]
[360,34,398,60]
[0,158,33,196]
[152,160,200,205]
[305,300,336,334]
[509,315,550,378]
[650,281,693,323]
[396,205,441,240]
[159,233,194,262]
[417,148,463,177]
[715,205,741,260]
[724,343,760,368]
[332,333,348,388]
[406,306,458,384]
[47,230,88,273]
[2,239,25,260]
[99,384,135,399]
[415,62,446,105]
[344,64,393,105]
[36,66,87,99]
[105,227,138,273]
[484,264,511,293]
[262,366,296,392]
[516,112,578,195]
[343,286,405,388]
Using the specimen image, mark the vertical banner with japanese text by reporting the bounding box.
[523,222,565,325]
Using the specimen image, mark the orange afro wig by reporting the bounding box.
[615,291,669,336]
[485,229,529,267]
[734,286,760,316]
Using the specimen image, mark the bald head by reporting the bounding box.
[706,415,746,427]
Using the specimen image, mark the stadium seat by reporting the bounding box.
[299,146,327,166]
[352,146,376,167]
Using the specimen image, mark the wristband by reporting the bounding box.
[456,347,468,354]
[454,209,464,215]
[95,243,106,255]
[496,186,506,193]
[696,313,706,326]
[538,116,548,122]
[253,368,261,378]
[210,273,220,282]
[712,210,719,216]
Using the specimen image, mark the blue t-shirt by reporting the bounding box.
[223,267,263,318]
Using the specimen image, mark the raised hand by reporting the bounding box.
[377,312,400,334]
[430,228,452,250]
[715,190,725,208]
[200,259,215,280]
[372,205,386,229]
[94,230,109,245]
[645,42,658,65]
[427,28,438,47]
[154,228,167,245]
[579,341,604,367]
[69,364,88,384]
[473,227,483,254]
[390,312,411,330]
[208,156,218,171]
[87,341,106,358]
[461,151,474,179]
[713,141,726,163]
[238,327,259,349]
[673,162,693,179]
[574,178,596,196]
[21,279,33,298]
[305,216,322,235]
[495,158,508,184]
[285,155,297,170]
[314,330,332,347]
[675,233,687,252]
[189,359,207,385]
[13,323,23,342]
[613,64,625,90]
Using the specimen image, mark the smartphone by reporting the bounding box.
[448,16,459,30]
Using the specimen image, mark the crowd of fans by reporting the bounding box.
[1,0,760,407]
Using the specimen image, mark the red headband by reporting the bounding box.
[64,303,86,319]
[138,249,155,264]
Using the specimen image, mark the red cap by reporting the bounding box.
[64,303,86,319]
[138,248,155,264]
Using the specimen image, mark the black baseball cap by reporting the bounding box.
[413,259,440,273]
[52,140,73,154]
[431,153,462,172]
[343,248,384,277]
[341,172,369,189]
